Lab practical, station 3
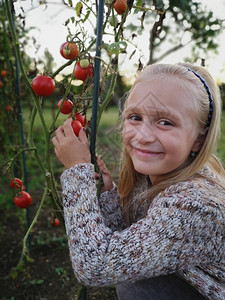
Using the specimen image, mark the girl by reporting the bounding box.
[52,63,225,299]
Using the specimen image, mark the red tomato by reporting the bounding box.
[71,120,82,136]
[75,113,86,127]
[14,191,32,209]
[0,81,3,89]
[57,99,73,114]
[6,105,12,111]
[60,42,79,60]
[51,218,60,227]
[114,0,127,14]
[74,62,93,82]
[31,75,55,97]
[1,70,8,77]
[10,178,23,189]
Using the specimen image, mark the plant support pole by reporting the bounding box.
[90,0,105,165]
[81,2,104,299]
[10,0,32,254]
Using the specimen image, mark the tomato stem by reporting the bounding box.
[17,188,48,268]
[97,70,118,129]
[52,60,73,78]
[50,64,76,131]
[4,147,37,167]
[27,105,47,175]
[133,5,164,14]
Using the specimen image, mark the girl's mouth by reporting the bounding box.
[134,148,163,158]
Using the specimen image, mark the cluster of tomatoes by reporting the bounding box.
[31,40,92,137]
[57,98,86,135]
[9,178,32,208]
[51,218,60,227]
[30,0,128,133]
[59,41,93,81]
[10,177,60,226]
[58,100,86,136]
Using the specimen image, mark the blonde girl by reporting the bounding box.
[52,63,225,299]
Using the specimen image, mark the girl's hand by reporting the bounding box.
[96,155,113,193]
[52,118,91,169]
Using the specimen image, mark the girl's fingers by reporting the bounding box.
[53,126,65,144]
[97,155,103,168]
[95,172,100,180]
[96,155,113,192]
[53,146,59,157]
[78,127,89,144]
[62,118,74,137]
[97,155,108,173]
[51,136,58,146]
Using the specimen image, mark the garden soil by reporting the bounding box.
[0,191,118,300]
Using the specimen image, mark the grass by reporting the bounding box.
[96,107,122,180]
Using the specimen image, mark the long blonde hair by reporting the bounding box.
[118,63,225,224]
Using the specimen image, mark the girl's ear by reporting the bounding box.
[191,133,207,152]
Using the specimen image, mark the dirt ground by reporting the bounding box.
[0,193,118,300]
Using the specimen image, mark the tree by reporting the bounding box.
[126,0,224,65]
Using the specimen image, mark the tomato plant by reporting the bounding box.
[75,112,86,127]
[74,60,93,82]
[57,99,74,114]
[113,0,127,15]
[71,120,82,136]
[14,191,32,208]
[10,178,23,189]
[60,41,79,60]
[51,218,60,227]
[31,75,55,97]
[2,0,136,283]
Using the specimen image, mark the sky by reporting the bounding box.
[14,0,225,83]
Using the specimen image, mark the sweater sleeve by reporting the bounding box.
[98,184,126,231]
[60,164,224,287]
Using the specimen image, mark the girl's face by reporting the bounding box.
[123,78,202,184]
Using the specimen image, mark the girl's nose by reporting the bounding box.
[136,122,156,144]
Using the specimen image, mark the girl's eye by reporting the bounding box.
[158,119,173,126]
[129,114,142,121]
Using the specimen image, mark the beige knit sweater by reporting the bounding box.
[60,163,225,300]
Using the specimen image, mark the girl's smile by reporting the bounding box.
[123,78,202,184]
[133,147,164,159]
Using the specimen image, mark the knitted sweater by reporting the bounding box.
[60,163,225,300]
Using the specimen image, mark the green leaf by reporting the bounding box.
[30,279,44,285]
[134,0,143,13]
[83,9,91,23]
[65,19,70,26]
[10,269,18,280]
[107,41,127,56]
[75,2,83,18]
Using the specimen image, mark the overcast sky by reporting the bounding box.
[15,0,225,83]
